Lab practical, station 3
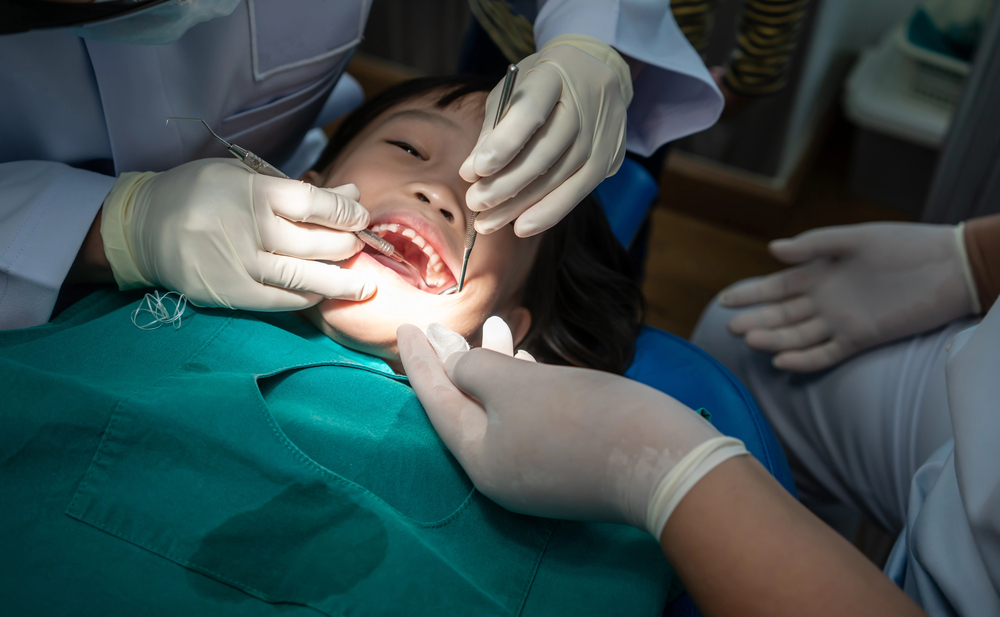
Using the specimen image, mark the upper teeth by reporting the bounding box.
[369,222,451,288]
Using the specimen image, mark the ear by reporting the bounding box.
[504,306,532,348]
[300,170,324,185]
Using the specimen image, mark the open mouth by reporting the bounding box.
[365,222,458,293]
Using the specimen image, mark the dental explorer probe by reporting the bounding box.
[453,63,519,294]
[165,117,438,289]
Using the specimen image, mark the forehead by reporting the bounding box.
[330,89,486,168]
[366,91,487,136]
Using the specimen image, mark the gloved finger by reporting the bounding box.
[511,153,614,237]
[727,296,816,335]
[772,337,853,373]
[256,175,370,232]
[473,184,542,234]
[481,316,515,357]
[743,317,832,353]
[514,350,537,362]
[459,79,505,182]
[717,265,819,308]
[250,253,376,301]
[462,67,563,180]
[473,137,592,235]
[398,324,487,461]
[446,347,536,410]
[768,226,861,265]
[465,101,577,211]
[259,217,364,261]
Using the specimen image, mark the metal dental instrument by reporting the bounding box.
[448,63,519,295]
[166,117,288,179]
[165,117,438,290]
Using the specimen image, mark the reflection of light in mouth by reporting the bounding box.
[367,223,457,293]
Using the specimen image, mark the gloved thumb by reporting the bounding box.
[769,227,858,265]
[260,177,369,231]
[444,347,532,408]
[397,324,487,459]
[482,315,516,356]
[482,315,537,361]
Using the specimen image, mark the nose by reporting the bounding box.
[407,181,463,226]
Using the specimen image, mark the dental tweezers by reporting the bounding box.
[455,63,519,293]
[165,117,422,280]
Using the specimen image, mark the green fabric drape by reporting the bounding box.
[0,290,675,616]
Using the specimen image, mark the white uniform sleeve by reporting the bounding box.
[887,305,1000,616]
[0,162,115,330]
[534,0,724,156]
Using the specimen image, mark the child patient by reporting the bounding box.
[300,74,643,375]
[0,76,679,617]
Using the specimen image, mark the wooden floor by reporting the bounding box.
[641,208,781,338]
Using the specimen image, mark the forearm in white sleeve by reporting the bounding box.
[0,161,115,330]
[534,0,724,156]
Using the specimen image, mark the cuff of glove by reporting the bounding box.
[539,34,633,107]
[954,223,982,315]
[645,436,748,540]
[101,171,156,290]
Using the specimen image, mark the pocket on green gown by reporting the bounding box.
[256,365,476,524]
[64,368,480,609]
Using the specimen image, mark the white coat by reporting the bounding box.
[694,296,1000,616]
[0,0,722,330]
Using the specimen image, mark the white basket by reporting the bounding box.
[844,28,953,149]
[894,25,970,109]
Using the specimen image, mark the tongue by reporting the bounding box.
[367,249,425,289]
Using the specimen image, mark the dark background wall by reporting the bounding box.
[359,0,472,75]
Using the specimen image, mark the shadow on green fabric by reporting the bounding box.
[187,481,388,604]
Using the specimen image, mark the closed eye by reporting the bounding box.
[387,140,424,160]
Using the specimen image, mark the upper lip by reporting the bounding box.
[367,209,461,287]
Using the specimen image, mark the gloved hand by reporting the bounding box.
[397,320,746,539]
[461,34,632,237]
[101,158,375,310]
[721,222,980,373]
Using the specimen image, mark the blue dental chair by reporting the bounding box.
[596,159,795,617]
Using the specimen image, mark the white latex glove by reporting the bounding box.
[101,158,375,310]
[397,320,746,539]
[461,34,633,237]
[721,222,981,373]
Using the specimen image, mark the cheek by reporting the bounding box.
[469,229,539,300]
[315,255,506,358]
[324,158,392,201]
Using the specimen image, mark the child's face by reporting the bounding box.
[301,91,541,362]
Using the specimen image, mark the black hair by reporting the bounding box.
[313,75,644,374]
[312,75,499,174]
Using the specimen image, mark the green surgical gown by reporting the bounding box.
[0,290,677,616]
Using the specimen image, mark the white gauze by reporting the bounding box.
[424,323,470,363]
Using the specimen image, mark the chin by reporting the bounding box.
[316,252,497,361]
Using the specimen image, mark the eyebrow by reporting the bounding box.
[381,108,461,130]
